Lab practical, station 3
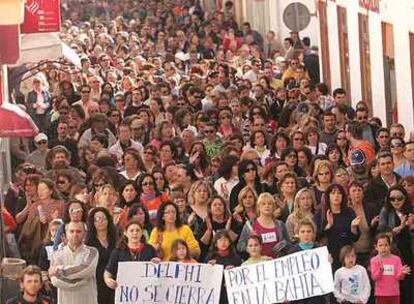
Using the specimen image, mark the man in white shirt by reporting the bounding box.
[49,221,98,304]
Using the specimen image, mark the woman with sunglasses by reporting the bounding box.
[311,160,334,206]
[217,107,238,139]
[152,169,168,194]
[137,174,169,225]
[378,185,414,303]
[229,160,268,212]
[280,147,306,178]
[141,144,157,174]
[86,207,117,304]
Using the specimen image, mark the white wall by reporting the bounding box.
[326,1,342,90]
[368,11,387,124]
[381,0,414,133]
[338,0,362,106]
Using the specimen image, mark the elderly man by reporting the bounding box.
[49,221,98,304]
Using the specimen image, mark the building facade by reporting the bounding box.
[236,0,414,133]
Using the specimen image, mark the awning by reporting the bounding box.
[0,102,38,137]
[12,32,81,67]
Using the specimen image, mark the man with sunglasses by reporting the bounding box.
[26,133,50,170]
[72,84,98,120]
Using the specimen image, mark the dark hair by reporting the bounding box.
[384,185,412,213]
[63,199,88,223]
[209,229,234,259]
[325,183,348,212]
[160,140,177,159]
[302,37,311,47]
[127,203,152,232]
[208,196,230,221]
[118,220,146,249]
[333,88,346,97]
[217,155,239,180]
[119,180,139,208]
[86,207,116,250]
[91,133,109,148]
[237,159,260,185]
[250,130,267,148]
[347,121,363,140]
[137,173,160,197]
[375,232,391,246]
[270,132,290,155]
[247,234,263,246]
[156,202,182,231]
[280,147,297,164]
[316,83,329,95]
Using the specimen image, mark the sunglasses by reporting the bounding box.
[245,167,256,173]
[57,180,68,185]
[142,182,154,186]
[204,130,215,134]
[81,90,90,94]
[37,140,48,145]
[69,208,83,213]
[94,216,107,223]
[389,195,404,202]
[143,150,154,155]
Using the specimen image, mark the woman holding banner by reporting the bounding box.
[237,193,289,258]
[149,202,200,261]
[104,220,159,291]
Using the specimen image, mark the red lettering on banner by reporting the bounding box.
[21,0,61,33]
[359,0,380,13]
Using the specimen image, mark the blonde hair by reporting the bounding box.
[234,186,258,214]
[187,180,212,206]
[291,188,315,220]
[312,160,333,185]
[256,192,281,218]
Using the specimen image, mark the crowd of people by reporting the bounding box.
[2,0,414,303]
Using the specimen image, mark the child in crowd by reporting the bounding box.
[334,245,371,304]
[208,230,242,304]
[287,218,327,304]
[169,239,197,263]
[370,233,411,304]
[242,234,271,265]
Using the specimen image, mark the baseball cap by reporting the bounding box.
[350,149,366,166]
[34,133,48,143]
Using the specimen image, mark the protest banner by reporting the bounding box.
[224,246,334,304]
[115,261,223,304]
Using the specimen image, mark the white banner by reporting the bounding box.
[224,246,334,304]
[115,261,224,304]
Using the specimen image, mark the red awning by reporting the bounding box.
[0,102,38,137]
